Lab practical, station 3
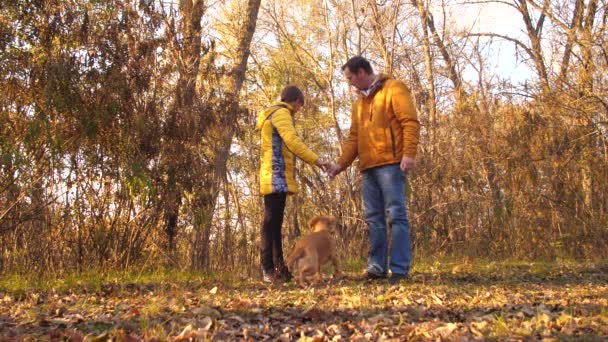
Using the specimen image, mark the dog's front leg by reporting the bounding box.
[312,272,322,285]
[297,267,307,287]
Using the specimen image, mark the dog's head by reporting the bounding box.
[308,215,335,232]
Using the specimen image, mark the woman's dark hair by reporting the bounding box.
[342,56,373,74]
[280,85,305,104]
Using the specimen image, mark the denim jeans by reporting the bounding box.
[362,164,411,276]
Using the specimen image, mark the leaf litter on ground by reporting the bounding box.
[0,260,607,340]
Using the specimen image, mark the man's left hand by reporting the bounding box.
[400,156,416,172]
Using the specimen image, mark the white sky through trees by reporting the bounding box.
[436,0,532,84]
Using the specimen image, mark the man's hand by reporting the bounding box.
[400,156,416,172]
[326,162,343,179]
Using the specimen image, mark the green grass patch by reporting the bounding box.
[0,257,604,296]
[0,267,223,296]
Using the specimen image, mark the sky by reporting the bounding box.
[437,1,534,85]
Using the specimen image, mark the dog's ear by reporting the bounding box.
[308,215,322,229]
[309,215,334,230]
[308,215,334,230]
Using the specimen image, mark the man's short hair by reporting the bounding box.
[280,85,305,104]
[342,56,373,74]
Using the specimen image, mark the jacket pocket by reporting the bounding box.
[369,127,389,154]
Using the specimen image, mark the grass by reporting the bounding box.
[1,257,602,296]
[0,267,219,297]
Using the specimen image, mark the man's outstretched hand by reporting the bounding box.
[326,163,343,179]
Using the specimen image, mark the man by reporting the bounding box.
[257,85,328,283]
[327,56,420,284]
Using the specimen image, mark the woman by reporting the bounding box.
[256,85,327,283]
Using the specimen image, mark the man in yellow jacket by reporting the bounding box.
[257,85,328,283]
[328,56,420,284]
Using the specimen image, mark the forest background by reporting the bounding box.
[1,0,607,277]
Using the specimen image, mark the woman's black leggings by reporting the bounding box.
[260,192,287,272]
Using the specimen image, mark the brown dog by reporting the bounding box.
[286,216,341,286]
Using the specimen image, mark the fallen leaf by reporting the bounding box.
[432,294,443,305]
[200,316,213,331]
[434,323,458,337]
[301,307,324,321]
[174,324,193,341]
[368,313,391,325]
[191,306,221,319]
[226,315,245,323]
[66,330,85,342]
[90,332,110,342]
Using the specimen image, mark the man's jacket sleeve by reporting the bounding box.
[337,102,359,168]
[271,109,319,165]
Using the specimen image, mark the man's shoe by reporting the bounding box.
[389,273,408,285]
[361,272,387,281]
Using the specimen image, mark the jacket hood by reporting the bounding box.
[377,73,391,82]
[256,102,292,129]
[360,74,392,99]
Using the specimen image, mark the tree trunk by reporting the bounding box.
[413,0,437,152]
[162,0,206,257]
[415,0,464,105]
[518,0,550,95]
[557,0,584,90]
[193,0,262,269]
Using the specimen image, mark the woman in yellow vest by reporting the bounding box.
[256,85,328,283]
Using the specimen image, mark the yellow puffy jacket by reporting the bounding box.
[338,75,420,171]
[257,102,318,195]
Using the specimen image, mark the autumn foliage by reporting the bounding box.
[1,0,607,277]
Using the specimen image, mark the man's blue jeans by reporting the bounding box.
[362,164,411,276]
